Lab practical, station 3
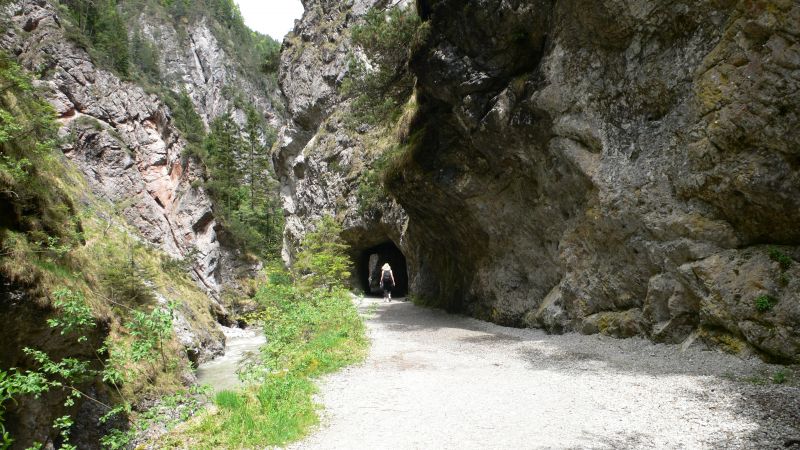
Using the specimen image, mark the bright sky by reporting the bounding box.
[235,0,304,41]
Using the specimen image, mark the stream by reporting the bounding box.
[196,326,266,393]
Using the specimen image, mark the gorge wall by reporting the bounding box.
[0,1,280,445]
[2,0,279,329]
[275,0,412,282]
[279,0,800,362]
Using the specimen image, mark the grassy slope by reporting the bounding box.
[163,284,368,449]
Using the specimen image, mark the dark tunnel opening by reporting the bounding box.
[356,241,408,297]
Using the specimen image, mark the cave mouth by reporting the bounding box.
[356,241,408,297]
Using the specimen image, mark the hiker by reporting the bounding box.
[379,263,395,302]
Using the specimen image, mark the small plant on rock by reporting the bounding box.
[754,294,777,312]
[768,246,793,270]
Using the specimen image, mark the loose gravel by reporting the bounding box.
[287,297,800,450]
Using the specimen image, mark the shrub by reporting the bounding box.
[292,216,351,292]
[102,253,155,306]
[754,294,777,312]
[342,4,423,126]
[47,288,95,342]
[164,90,206,147]
[129,30,161,82]
[768,246,793,271]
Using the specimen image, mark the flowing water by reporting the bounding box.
[196,326,266,393]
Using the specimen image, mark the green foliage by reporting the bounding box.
[342,5,423,126]
[101,386,208,449]
[0,53,82,286]
[172,269,367,448]
[61,0,130,76]
[200,111,283,259]
[0,54,59,197]
[53,415,77,450]
[164,90,205,149]
[99,428,131,450]
[3,288,178,446]
[214,390,241,410]
[125,303,175,364]
[0,53,218,449]
[160,246,199,275]
[773,369,787,384]
[257,37,282,74]
[130,31,161,82]
[356,143,405,215]
[47,288,95,342]
[768,246,793,271]
[101,242,156,306]
[293,216,351,292]
[754,294,778,312]
[0,371,14,449]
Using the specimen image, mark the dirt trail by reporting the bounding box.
[288,297,800,450]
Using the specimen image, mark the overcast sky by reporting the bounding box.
[235,0,304,41]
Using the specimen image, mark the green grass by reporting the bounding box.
[166,282,368,448]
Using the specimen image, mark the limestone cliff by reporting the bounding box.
[279,0,800,362]
[275,0,411,282]
[135,7,281,129]
[2,0,284,294]
[2,1,232,368]
[0,0,284,445]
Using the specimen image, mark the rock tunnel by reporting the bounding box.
[356,241,408,297]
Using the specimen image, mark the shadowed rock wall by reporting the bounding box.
[386,0,799,361]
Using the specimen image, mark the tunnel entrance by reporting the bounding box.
[357,241,408,297]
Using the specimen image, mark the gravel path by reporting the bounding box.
[288,297,800,450]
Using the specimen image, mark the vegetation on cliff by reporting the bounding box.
[333,3,428,218]
[57,0,286,261]
[0,53,223,448]
[60,0,281,85]
[196,110,283,260]
[342,4,423,127]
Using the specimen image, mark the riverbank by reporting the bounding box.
[196,326,267,393]
[161,286,368,448]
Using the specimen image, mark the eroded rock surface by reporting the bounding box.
[275,0,412,272]
[137,13,281,128]
[389,0,800,361]
[280,0,800,362]
[0,1,246,363]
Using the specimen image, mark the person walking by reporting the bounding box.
[380,263,395,302]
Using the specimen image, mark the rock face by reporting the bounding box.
[275,0,411,271]
[0,1,276,444]
[280,0,799,362]
[3,1,223,294]
[390,0,800,361]
[0,0,281,366]
[137,13,280,128]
